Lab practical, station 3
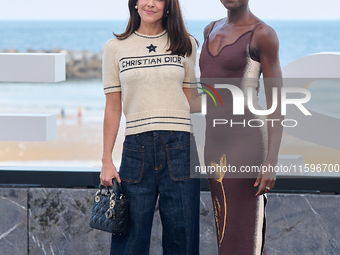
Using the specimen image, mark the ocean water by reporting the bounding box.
[1,20,340,66]
[0,79,105,123]
[0,20,340,120]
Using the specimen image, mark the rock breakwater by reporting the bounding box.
[2,48,102,79]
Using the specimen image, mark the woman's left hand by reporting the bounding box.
[254,160,277,197]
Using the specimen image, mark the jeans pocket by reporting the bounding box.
[119,142,145,183]
[166,139,191,181]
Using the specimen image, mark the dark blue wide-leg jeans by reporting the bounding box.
[110,131,200,255]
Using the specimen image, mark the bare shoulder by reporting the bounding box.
[252,22,281,64]
[203,18,224,38]
[203,21,215,38]
[254,23,279,45]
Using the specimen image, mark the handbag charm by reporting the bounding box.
[89,179,129,235]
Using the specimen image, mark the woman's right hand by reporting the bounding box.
[100,161,121,186]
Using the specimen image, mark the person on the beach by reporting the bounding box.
[199,0,283,254]
[100,0,200,254]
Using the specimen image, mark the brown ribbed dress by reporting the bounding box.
[199,22,268,255]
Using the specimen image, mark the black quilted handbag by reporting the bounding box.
[89,179,129,235]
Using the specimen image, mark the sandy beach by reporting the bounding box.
[0,114,124,168]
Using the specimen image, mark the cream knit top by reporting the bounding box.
[102,30,197,136]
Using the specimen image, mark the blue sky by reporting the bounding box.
[0,0,339,20]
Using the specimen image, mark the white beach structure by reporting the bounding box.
[0,53,65,141]
[282,52,340,151]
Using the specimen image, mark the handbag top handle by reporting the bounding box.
[112,178,124,197]
[98,179,124,198]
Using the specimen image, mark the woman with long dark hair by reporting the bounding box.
[100,0,200,254]
[200,0,283,254]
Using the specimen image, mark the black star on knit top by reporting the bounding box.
[146,44,157,53]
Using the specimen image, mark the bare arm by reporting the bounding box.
[183,88,201,113]
[253,24,283,196]
[100,92,122,186]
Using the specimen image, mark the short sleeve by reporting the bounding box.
[183,37,198,89]
[102,39,121,94]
